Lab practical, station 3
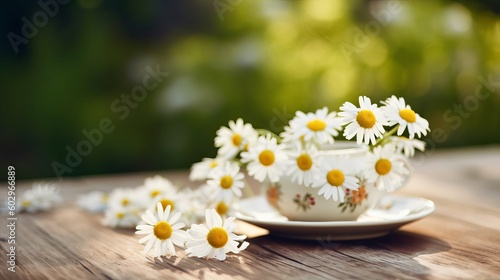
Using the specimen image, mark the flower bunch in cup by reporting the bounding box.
[190,96,430,207]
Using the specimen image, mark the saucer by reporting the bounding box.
[231,195,435,240]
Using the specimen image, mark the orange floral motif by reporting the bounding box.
[350,186,367,204]
[339,186,368,213]
[266,183,282,208]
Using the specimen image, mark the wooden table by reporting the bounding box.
[2,146,500,279]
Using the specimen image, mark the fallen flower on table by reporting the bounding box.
[76,175,248,262]
[186,209,249,261]
[18,182,62,213]
[135,202,189,259]
[77,190,108,213]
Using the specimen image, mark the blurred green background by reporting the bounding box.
[1,0,499,180]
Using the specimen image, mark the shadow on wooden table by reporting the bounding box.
[245,229,451,279]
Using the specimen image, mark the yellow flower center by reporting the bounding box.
[399,109,416,123]
[307,119,326,131]
[22,200,31,207]
[259,150,275,166]
[160,199,175,211]
[101,194,109,203]
[375,159,392,175]
[207,227,229,248]
[154,221,173,240]
[296,154,313,171]
[220,175,234,189]
[232,134,242,146]
[356,110,376,128]
[150,190,161,198]
[327,169,345,187]
[122,198,130,206]
[216,202,229,216]
[209,160,218,168]
[116,212,125,219]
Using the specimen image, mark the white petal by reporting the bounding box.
[142,211,157,225]
[169,211,182,225]
[215,249,226,261]
[156,202,164,221]
[205,209,213,228]
[139,234,152,244]
[166,240,176,256]
[211,209,223,227]
[144,236,156,254]
[136,224,153,230]
[171,223,185,230]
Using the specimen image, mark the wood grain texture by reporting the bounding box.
[1,146,500,279]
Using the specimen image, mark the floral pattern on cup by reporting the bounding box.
[338,186,368,213]
[293,193,316,212]
[266,182,282,209]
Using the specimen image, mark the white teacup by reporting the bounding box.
[265,142,409,221]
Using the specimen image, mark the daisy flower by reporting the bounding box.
[18,183,62,213]
[241,134,288,183]
[135,203,188,258]
[77,191,108,213]
[189,157,226,181]
[364,144,410,191]
[281,107,342,145]
[108,188,143,210]
[213,200,231,217]
[312,157,359,202]
[382,96,430,139]
[147,193,183,215]
[186,209,249,261]
[390,136,426,157]
[285,143,321,186]
[103,206,140,228]
[140,175,177,201]
[339,96,388,145]
[214,118,258,159]
[207,162,245,203]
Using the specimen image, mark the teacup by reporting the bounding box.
[265,142,409,221]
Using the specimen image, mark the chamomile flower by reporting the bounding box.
[390,136,426,157]
[108,188,143,210]
[135,203,188,258]
[241,134,288,183]
[147,193,183,215]
[213,200,231,217]
[186,209,249,261]
[364,144,410,191]
[103,206,140,228]
[207,162,245,203]
[312,158,359,202]
[189,157,226,181]
[382,96,430,139]
[215,118,258,159]
[339,96,387,145]
[77,191,108,213]
[285,143,321,186]
[281,107,342,145]
[18,183,62,213]
[140,175,177,201]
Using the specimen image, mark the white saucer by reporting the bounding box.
[231,195,435,240]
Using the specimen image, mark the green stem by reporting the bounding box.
[372,125,399,149]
